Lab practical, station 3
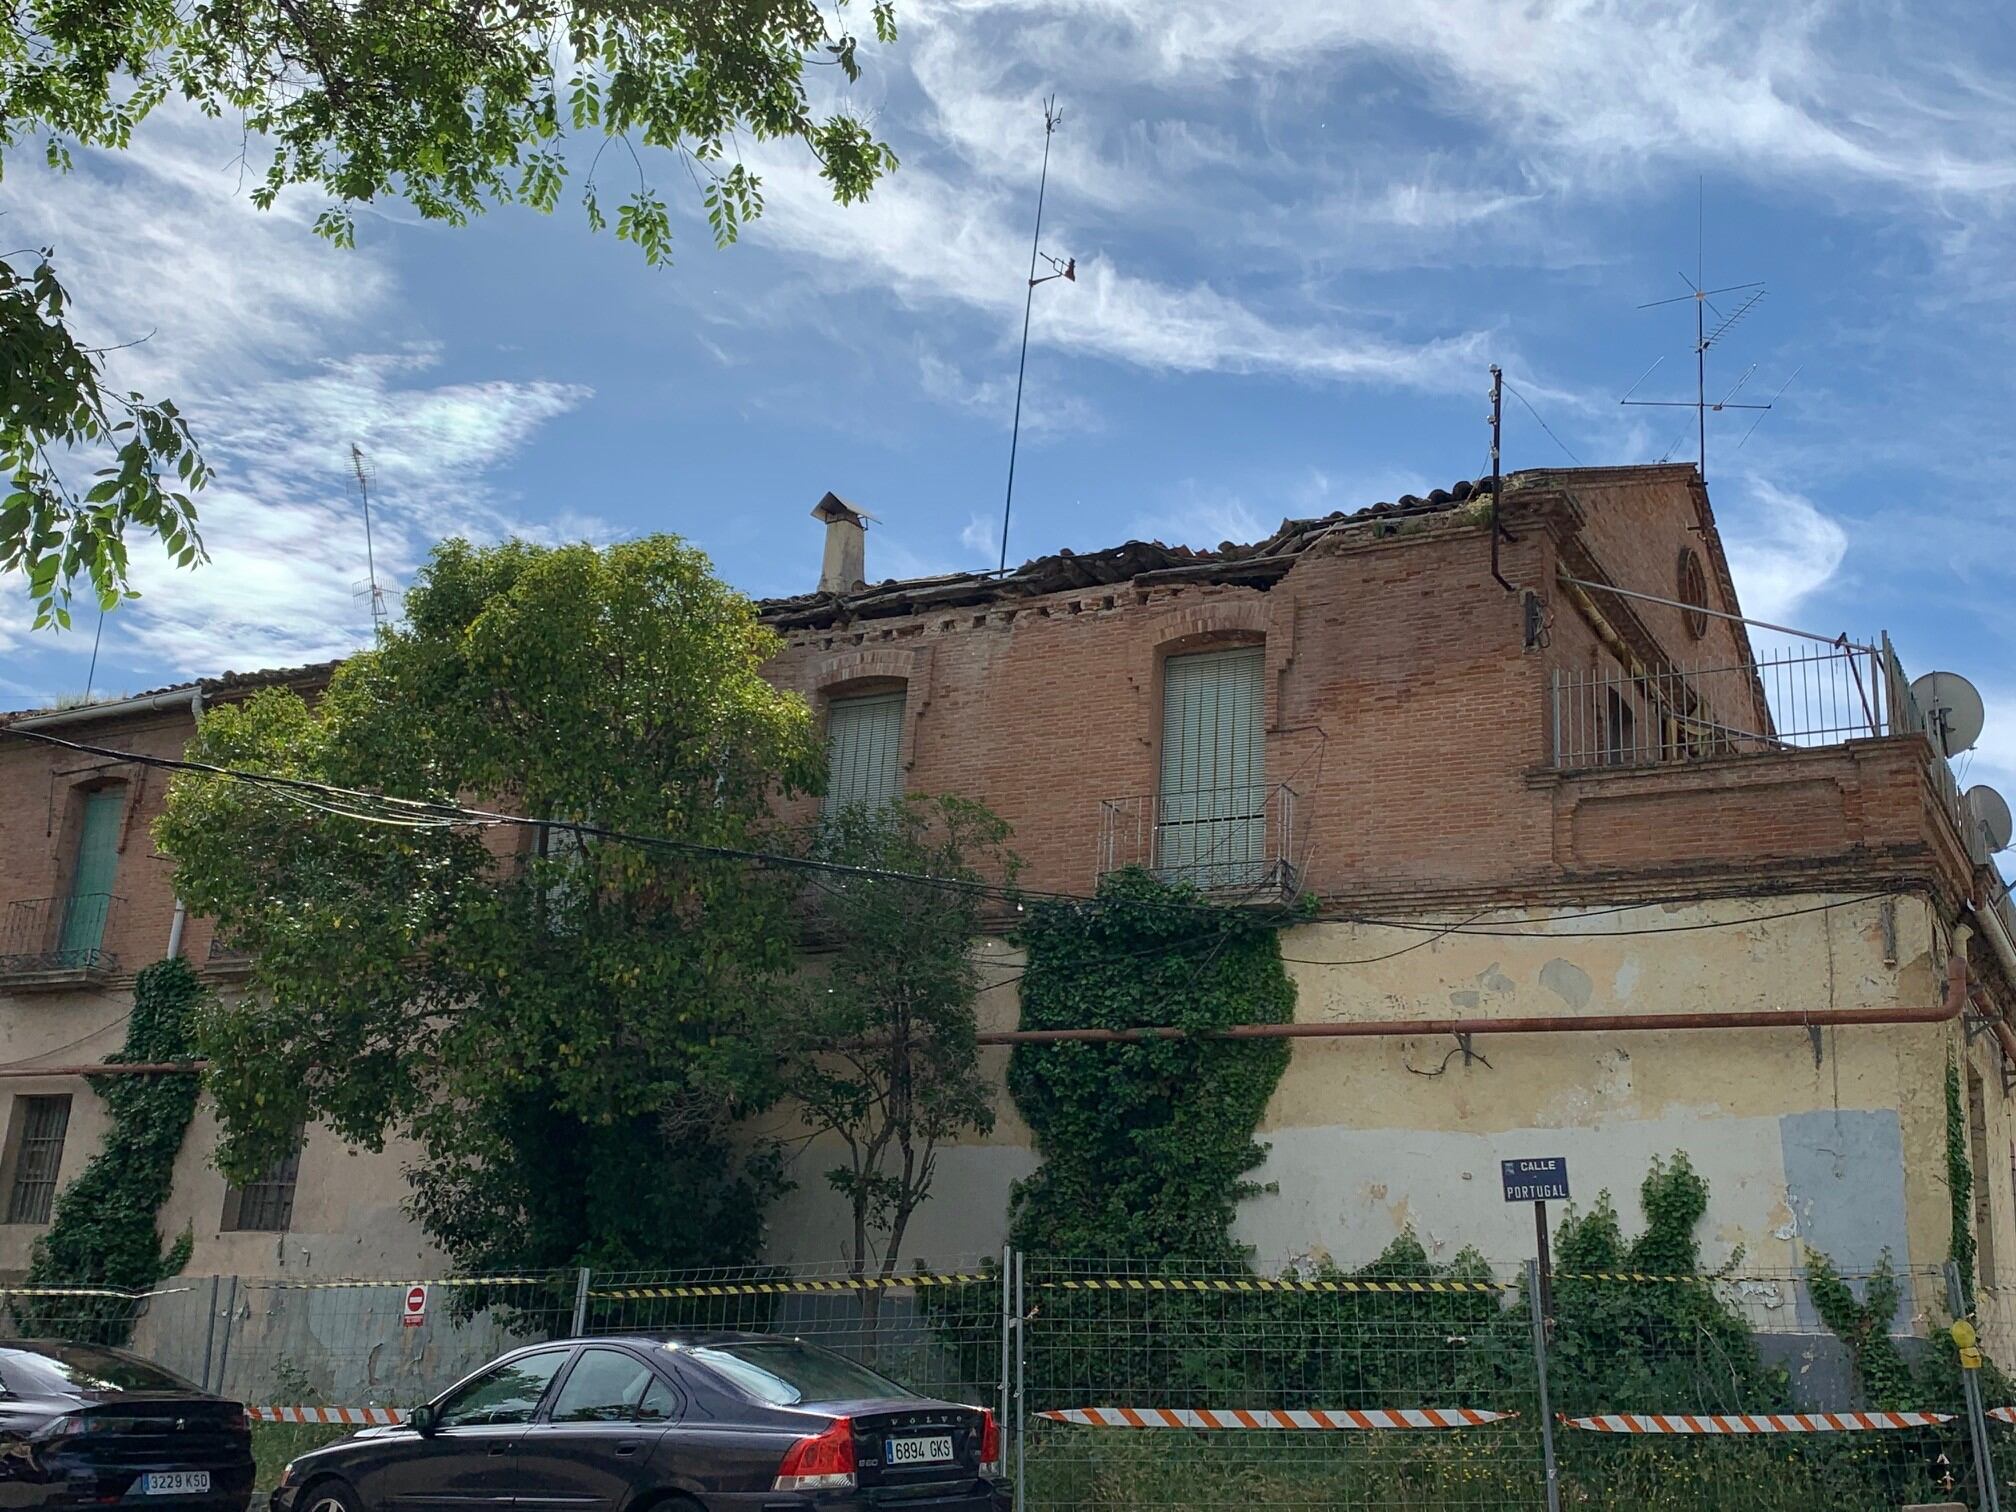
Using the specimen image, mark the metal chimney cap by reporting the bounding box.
[811,491,877,526]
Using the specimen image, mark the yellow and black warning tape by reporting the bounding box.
[592,1272,989,1300]
[1043,1278,1509,1295]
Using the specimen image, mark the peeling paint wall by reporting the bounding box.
[764,891,2011,1322]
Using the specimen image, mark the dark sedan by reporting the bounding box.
[0,1339,252,1511]
[271,1333,1007,1512]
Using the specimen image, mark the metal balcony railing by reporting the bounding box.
[0,893,121,980]
[1097,783,1303,899]
[1549,638,1902,771]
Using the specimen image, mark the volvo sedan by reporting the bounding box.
[270,1332,1008,1512]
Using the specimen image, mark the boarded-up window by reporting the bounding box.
[222,1130,304,1233]
[5,1096,71,1225]
[1158,646,1266,886]
[824,691,905,814]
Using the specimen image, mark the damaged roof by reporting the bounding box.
[1,659,339,723]
[759,476,1500,630]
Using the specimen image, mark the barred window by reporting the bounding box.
[5,1097,71,1225]
[222,1131,304,1233]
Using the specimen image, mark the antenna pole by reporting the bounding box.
[999,97,1060,577]
[1489,364,1514,592]
[1696,285,1707,481]
[351,442,388,635]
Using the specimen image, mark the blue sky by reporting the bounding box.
[6,0,2016,828]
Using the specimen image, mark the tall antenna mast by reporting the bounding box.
[998,95,1074,576]
[350,442,389,635]
[1619,179,1784,482]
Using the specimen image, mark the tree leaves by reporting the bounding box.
[3,0,902,621]
[0,250,209,628]
[153,535,822,1271]
[788,795,1019,1278]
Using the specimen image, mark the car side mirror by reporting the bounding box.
[409,1405,437,1436]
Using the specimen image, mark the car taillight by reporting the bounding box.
[979,1409,1001,1475]
[773,1417,856,1492]
[223,1408,249,1432]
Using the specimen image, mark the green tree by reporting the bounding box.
[4,0,899,623]
[16,957,203,1344]
[788,795,1017,1308]
[153,535,821,1272]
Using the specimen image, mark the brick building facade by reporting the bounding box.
[1,463,2012,1294]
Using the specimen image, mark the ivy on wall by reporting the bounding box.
[18,957,202,1343]
[1006,868,1296,1260]
[1946,1048,1976,1308]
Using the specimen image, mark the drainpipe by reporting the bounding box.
[1969,889,2016,998]
[976,956,1971,1045]
[164,686,204,960]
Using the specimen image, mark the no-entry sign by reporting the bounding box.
[402,1284,429,1329]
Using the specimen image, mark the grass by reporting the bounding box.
[251,1423,355,1493]
[1017,1428,1970,1511]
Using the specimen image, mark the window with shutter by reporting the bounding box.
[58,789,123,967]
[5,1096,71,1225]
[222,1128,304,1233]
[824,691,906,814]
[1157,646,1266,887]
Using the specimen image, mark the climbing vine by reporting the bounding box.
[17,957,202,1344]
[1947,1049,1977,1308]
[1541,1153,1788,1414]
[1006,868,1296,1259]
[1807,1252,1917,1410]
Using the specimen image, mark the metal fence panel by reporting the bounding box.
[1020,1256,1546,1512]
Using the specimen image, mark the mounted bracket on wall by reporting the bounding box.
[1522,590,1547,650]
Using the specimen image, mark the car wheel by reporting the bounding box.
[300,1479,363,1512]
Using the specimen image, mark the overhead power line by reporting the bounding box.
[0,724,1915,945]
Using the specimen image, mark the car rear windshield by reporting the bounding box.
[0,1344,197,1397]
[681,1341,909,1406]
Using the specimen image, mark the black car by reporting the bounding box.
[0,1339,252,1511]
[271,1332,1008,1512]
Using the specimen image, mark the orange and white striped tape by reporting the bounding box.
[1987,1408,2016,1424]
[1563,1412,1950,1434]
[250,1406,409,1426]
[1038,1407,1514,1430]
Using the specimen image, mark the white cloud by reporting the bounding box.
[1131,486,1266,550]
[959,513,999,558]
[917,352,1100,433]
[747,145,1491,389]
[1720,477,1849,626]
[11,111,598,679]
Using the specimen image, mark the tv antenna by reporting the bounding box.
[1619,180,1793,481]
[349,442,390,635]
[997,95,1075,576]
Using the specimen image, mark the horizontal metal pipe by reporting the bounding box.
[981,961,1968,1044]
[0,1062,204,1079]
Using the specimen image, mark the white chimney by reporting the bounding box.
[812,491,874,594]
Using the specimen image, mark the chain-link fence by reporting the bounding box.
[4,1254,2016,1509]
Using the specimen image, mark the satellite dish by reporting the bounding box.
[1967,786,2014,854]
[1911,671,1985,757]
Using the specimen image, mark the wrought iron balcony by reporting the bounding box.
[0,894,122,989]
[1097,783,1304,901]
